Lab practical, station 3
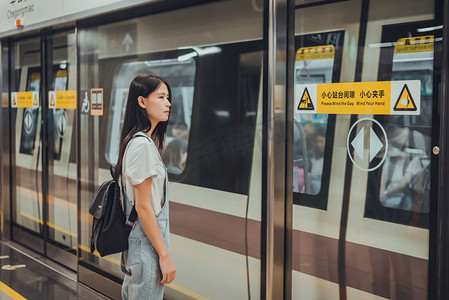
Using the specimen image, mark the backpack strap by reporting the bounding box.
[126,207,138,227]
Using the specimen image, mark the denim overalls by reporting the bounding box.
[121,168,169,300]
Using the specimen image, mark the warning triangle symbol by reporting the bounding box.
[50,95,55,106]
[393,84,417,111]
[33,95,38,105]
[12,96,16,105]
[298,87,314,110]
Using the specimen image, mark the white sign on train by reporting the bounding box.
[295,80,420,115]
[1,0,158,37]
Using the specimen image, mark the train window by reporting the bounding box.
[104,57,196,176]
[293,31,343,209]
[18,64,69,160]
[51,66,69,161]
[364,21,440,228]
[19,67,40,156]
[96,42,261,194]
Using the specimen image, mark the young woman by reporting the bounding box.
[116,74,176,299]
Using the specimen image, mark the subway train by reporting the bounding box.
[2,0,447,299]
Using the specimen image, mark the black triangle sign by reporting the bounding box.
[298,87,314,110]
[393,84,417,111]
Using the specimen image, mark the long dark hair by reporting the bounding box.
[115,74,171,178]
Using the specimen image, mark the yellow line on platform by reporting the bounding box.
[20,213,209,300]
[20,211,77,238]
[45,221,77,238]
[167,283,211,300]
[77,244,121,266]
[0,281,26,300]
[20,211,43,225]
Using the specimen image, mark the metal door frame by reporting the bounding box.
[435,0,449,299]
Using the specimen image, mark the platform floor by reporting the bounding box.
[0,241,108,300]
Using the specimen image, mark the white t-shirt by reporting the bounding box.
[385,156,422,190]
[122,132,166,216]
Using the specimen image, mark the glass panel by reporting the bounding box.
[292,0,437,299]
[103,58,196,177]
[293,31,343,207]
[79,1,263,298]
[11,37,43,238]
[46,31,77,254]
[292,2,361,298]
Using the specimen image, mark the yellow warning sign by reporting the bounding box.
[30,72,40,83]
[317,81,390,115]
[56,69,67,78]
[11,92,37,108]
[394,35,434,54]
[51,90,77,109]
[296,45,335,61]
[393,84,417,111]
[298,88,314,110]
[295,80,421,115]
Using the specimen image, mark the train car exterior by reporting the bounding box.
[1,0,449,299]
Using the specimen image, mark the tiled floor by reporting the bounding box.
[0,241,108,300]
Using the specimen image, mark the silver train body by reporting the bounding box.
[3,0,442,299]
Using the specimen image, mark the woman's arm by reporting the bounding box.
[134,177,176,284]
[385,172,412,194]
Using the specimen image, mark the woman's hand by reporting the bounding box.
[159,254,176,284]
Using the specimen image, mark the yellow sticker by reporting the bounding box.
[317,82,390,115]
[296,45,335,61]
[394,35,434,54]
[10,92,39,108]
[56,69,67,78]
[295,80,421,115]
[48,90,77,109]
[30,72,41,82]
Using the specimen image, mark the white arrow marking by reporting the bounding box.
[2,264,26,270]
[24,110,34,134]
[123,33,134,52]
[369,127,383,162]
[351,128,364,161]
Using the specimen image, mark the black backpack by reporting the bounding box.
[89,165,137,257]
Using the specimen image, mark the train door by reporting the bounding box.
[9,30,77,270]
[291,0,440,299]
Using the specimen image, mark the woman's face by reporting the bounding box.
[139,83,171,126]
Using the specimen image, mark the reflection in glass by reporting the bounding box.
[293,117,328,194]
[105,58,196,176]
[377,35,433,214]
[293,45,332,195]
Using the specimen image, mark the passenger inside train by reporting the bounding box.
[379,117,430,213]
[293,117,327,195]
[162,137,188,175]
